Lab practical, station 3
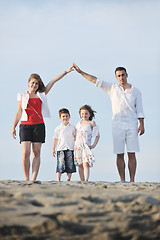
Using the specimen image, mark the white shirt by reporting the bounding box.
[17,92,50,121]
[95,79,145,129]
[54,123,75,151]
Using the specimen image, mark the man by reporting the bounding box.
[73,63,145,182]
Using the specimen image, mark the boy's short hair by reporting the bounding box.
[59,108,70,117]
[115,67,127,75]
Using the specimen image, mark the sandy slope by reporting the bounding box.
[0,180,160,240]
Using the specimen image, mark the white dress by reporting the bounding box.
[74,121,99,167]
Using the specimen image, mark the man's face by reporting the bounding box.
[60,113,70,126]
[115,70,128,86]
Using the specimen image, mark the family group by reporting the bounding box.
[12,63,145,182]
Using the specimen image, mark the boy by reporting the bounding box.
[52,108,76,181]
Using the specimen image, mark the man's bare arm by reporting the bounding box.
[73,62,97,84]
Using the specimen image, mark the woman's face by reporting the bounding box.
[28,78,39,93]
[80,109,90,121]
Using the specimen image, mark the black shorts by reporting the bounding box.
[19,123,45,143]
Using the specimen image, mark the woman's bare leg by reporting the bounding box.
[32,142,42,181]
[21,141,31,181]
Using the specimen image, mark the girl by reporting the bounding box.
[12,66,74,181]
[74,105,100,181]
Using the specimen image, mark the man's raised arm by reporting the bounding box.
[73,62,97,84]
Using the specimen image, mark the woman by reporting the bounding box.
[12,66,74,181]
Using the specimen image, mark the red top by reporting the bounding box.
[21,98,44,125]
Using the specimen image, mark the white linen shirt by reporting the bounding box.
[17,92,51,121]
[54,123,75,151]
[95,79,145,129]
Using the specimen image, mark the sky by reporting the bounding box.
[0,0,160,182]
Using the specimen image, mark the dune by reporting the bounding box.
[0,180,160,240]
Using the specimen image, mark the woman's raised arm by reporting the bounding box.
[45,65,74,95]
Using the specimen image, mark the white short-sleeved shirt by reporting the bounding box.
[54,123,75,151]
[95,79,145,129]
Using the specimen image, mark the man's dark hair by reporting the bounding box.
[59,108,70,117]
[115,67,127,75]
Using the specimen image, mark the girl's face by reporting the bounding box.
[80,109,90,121]
[28,78,39,93]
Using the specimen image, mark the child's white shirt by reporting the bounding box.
[53,123,75,151]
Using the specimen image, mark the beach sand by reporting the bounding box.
[0,180,160,240]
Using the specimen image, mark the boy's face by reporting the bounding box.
[115,70,128,87]
[59,113,70,125]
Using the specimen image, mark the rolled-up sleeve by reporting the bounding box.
[136,91,145,119]
[95,79,113,94]
[95,79,103,88]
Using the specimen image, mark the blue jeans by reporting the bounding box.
[56,150,76,173]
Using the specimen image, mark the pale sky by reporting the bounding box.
[0,0,160,182]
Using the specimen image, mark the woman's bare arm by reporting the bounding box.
[45,65,74,95]
[12,101,22,139]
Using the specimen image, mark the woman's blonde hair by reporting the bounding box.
[28,73,45,93]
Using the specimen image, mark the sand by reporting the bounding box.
[0,180,160,240]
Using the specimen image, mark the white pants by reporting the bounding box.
[112,127,140,154]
